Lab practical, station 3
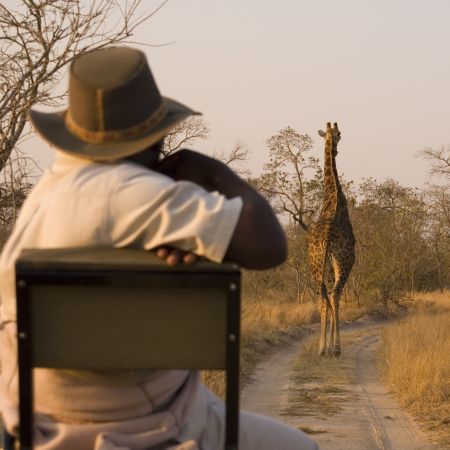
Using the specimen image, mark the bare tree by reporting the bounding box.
[426,184,450,231]
[258,126,322,230]
[0,150,35,244]
[418,146,450,179]
[213,140,251,177]
[162,117,250,176]
[0,0,166,172]
[162,116,209,157]
[416,145,450,290]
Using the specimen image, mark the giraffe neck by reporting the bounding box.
[321,137,347,219]
[331,146,352,224]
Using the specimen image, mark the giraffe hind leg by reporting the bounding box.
[318,283,331,356]
[329,275,349,357]
[328,305,336,356]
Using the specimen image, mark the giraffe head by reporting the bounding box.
[318,122,341,156]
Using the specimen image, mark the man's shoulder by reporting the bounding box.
[111,161,174,187]
[76,160,173,189]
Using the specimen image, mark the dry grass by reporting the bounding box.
[411,289,450,305]
[202,291,320,397]
[296,425,327,434]
[379,290,450,447]
[340,301,390,323]
[241,295,319,342]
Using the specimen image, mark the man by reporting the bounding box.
[0,46,318,449]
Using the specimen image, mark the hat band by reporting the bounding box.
[65,104,167,144]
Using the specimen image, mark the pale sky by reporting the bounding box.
[20,0,450,187]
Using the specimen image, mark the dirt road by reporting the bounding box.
[241,323,438,450]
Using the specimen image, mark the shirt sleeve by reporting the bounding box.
[108,166,243,263]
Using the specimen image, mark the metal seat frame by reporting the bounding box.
[7,248,240,450]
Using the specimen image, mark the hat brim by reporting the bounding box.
[29,98,201,161]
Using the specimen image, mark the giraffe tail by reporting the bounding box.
[319,240,332,310]
[320,282,332,310]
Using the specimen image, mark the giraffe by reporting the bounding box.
[307,122,355,356]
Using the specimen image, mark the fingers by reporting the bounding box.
[155,247,179,265]
[182,253,198,265]
[166,248,183,266]
[156,247,170,260]
[155,247,197,266]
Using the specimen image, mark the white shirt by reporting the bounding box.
[0,151,242,322]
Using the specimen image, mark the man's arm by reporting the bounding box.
[153,149,287,270]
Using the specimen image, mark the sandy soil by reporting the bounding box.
[241,323,439,450]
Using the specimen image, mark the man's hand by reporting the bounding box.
[154,246,198,266]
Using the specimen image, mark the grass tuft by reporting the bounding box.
[297,425,327,434]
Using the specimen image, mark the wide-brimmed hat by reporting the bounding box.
[29,46,200,160]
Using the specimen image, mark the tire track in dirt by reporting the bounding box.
[241,324,437,450]
[353,333,434,450]
[240,334,305,421]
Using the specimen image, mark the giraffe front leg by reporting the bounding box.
[327,308,335,356]
[318,296,328,356]
[331,293,341,356]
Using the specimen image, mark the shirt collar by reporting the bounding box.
[52,151,101,173]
